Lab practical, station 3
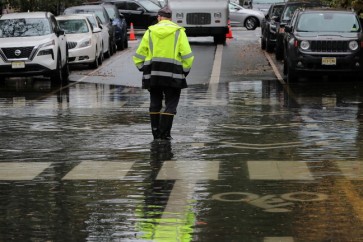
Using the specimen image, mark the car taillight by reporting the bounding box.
[360,41,363,48]
[294,40,298,48]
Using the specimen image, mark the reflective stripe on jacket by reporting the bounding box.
[133,20,194,89]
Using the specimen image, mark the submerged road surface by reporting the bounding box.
[1,27,363,241]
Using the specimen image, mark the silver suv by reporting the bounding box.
[0,12,69,83]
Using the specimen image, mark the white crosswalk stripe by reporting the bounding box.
[62,161,135,180]
[0,162,51,180]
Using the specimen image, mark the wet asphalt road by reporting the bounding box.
[1,28,363,241]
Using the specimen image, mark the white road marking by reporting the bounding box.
[157,160,220,219]
[62,161,134,180]
[336,161,363,179]
[209,44,223,85]
[248,161,314,180]
[0,162,51,180]
[264,51,285,84]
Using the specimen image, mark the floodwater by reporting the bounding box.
[1,77,363,241]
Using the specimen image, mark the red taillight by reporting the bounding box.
[294,40,298,48]
[361,41,363,48]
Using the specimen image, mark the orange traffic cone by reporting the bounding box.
[226,20,233,39]
[129,22,137,41]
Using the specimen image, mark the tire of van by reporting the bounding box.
[213,34,226,45]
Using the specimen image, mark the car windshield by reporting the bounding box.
[297,12,360,32]
[229,3,243,10]
[58,19,89,34]
[138,0,160,11]
[86,16,97,27]
[272,5,284,17]
[282,5,301,21]
[104,6,117,19]
[0,18,51,38]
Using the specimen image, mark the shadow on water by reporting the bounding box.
[0,77,70,103]
[279,77,363,110]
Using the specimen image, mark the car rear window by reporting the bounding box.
[65,8,107,24]
[58,19,89,34]
[297,12,360,32]
[0,18,51,37]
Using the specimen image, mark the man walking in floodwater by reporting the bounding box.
[133,6,194,140]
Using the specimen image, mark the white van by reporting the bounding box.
[168,0,229,44]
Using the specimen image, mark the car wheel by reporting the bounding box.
[261,35,266,50]
[213,34,226,45]
[62,49,69,82]
[104,42,111,59]
[98,45,104,65]
[62,61,69,82]
[90,51,99,69]
[275,41,283,60]
[124,33,128,49]
[266,37,274,53]
[112,40,117,54]
[51,52,64,83]
[117,39,125,51]
[109,39,114,56]
[285,61,298,83]
[245,17,258,30]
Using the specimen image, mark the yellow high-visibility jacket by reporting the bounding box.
[133,20,194,89]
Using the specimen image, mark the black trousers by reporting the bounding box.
[149,86,181,114]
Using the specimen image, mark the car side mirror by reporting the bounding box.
[57,29,65,36]
[93,27,102,33]
[265,14,269,20]
[271,15,279,22]
[136,7,145,14]
[285,25,292,33]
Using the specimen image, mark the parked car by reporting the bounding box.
[0,12,69,83]
[103,0,160,29]
[56,15,103,69]
[242,0,287,16]
[260,2,285,52]
[274,1,323,60]
[63,5,117,55]
[77,13,111,58]
[101,3,128,50]
[283,9,363,82]
[229,2,265,30]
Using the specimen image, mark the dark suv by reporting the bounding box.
[101,3,128,50]
[283,9,363,82]
[261,2,285,52]
[103,0,160,29]
[274,1,323,60]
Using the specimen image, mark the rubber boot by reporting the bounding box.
[150,113,160,140]
[159,114,174,140]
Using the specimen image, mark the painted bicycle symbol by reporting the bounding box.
[212,192,328,213]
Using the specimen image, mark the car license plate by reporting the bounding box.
[11,61,25,69]
[321,57,336,65]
